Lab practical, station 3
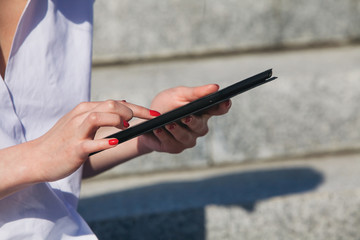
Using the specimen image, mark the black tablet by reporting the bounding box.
[91,69,276,156]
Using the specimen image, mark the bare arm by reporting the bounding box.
[0,100,154,199]
[0,141,41,199]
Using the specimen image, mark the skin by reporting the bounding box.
[0,0,27,79]
[84,86,231,178]
[0,1,232,199]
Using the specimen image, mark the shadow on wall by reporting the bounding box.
[78,167,324,240]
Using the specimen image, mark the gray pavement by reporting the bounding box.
[79,153,360,240]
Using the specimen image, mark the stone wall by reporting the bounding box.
[92,0,360,63]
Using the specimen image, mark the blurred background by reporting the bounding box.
[79,1,360,239]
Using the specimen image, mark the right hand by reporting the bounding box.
[27,100,155,183]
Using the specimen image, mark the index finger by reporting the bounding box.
[122,101,161,120]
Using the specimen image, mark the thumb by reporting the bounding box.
[183,84,220,102]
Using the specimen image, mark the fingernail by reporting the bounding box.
[169,123,176,130]
[156,128,163,134]
[150,110,161,117]
[121,100,127,103]
[109,139,119,145]
[123,120,130,128]
[225,99,231,107]
[185,116,192,123]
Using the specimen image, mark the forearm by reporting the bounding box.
[0,142,39,199]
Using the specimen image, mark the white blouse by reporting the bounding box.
[0,0,97,239]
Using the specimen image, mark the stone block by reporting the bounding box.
[92,0,360,63]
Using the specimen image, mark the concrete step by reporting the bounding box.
[79,153,360,240]
[93,0,360,63]
[91,45,360,178]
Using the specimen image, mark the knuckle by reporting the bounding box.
[126,107,134,120]
[201,127,209,136]
[170,147,184,154]
[188,139,197,148]
[72,114,84,126]
[75,102,88,112]
[183,137,196,148]
[78,141,88,154]
[113,100,133,120]
[198,125,209,137]
[87,112,100,124]
[104,100,117,111]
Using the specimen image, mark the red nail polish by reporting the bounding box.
[123,120,130,128]
[169,123,176,130]
[109,139,119,145]
[225,99,231,107]
[150,110,161,117]
[156,128,163,134]
[185,116,192,123]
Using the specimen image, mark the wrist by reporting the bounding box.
[0,141,41,199]
[23,139,47,183]
[136,136,154,156]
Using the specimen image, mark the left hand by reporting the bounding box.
[137,84,232,154]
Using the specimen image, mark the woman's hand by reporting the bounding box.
[137,84,231,154]
[27,100,155,183]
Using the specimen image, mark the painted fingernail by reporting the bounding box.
[225,99,231,107]
[185,116,192,123]
[123,120,130,128]
[169,123,176,130]
[150,110,161,117]
[156,128,163,134]
[109,139,119,145]
[121,100,127,103]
